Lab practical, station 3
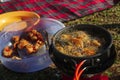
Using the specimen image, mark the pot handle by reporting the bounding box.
[62,58,77,71]
[63,58,83,69]
[64,58,90,72]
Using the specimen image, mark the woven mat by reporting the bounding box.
[0,0,119,22]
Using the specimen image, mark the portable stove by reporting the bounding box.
[54,45,116,80]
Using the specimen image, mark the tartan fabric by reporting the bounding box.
[0,0,119,22]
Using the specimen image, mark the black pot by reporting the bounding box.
[49,24,113,76]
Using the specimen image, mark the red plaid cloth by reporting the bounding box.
[0,0,119,22]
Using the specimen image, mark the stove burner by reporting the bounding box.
[62,74,109,80]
